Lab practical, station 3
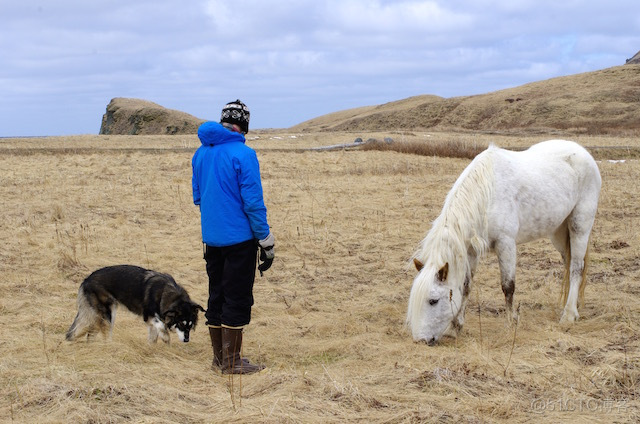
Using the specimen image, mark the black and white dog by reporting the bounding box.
[66,265,204,344]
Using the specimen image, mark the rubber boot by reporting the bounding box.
[208,325,223,371]
[221,327,265,375]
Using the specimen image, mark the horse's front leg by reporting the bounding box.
[495,238,518,324]
[455,275,472,330]
[458,251,478,330]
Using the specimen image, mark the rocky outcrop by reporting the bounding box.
[99,98,205,135]
[626,50,640,65]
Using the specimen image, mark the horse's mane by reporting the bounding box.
[413,147,496,281]
[407,147,496,332]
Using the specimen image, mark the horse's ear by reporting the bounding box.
[413,258,424,271]
[437,263,449,282]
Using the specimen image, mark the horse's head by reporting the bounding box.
[407,259,467,345]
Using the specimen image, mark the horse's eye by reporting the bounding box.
[429,299,439,306]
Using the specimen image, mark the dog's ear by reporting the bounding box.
[163,310,177,322]
[192,302,205,313]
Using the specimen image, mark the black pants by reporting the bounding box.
[204,239,257,327]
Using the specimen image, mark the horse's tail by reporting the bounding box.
[560,233,590,308]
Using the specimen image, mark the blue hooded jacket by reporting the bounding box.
[192,121,270,247]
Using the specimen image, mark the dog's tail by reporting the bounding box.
[66,285,99,341]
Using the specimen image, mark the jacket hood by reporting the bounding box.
[197,121,246,147]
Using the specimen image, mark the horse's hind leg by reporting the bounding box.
[560,214,594,323]
[495,238,518,324]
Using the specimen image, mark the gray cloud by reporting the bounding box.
[1,0,639,135]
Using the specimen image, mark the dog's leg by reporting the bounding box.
[148,314,171,344]
[153,314,171,344]
[98,318,110,341]
[87,328,99,341]
[147,319,159,343]
[68,324,90,342]
[92,299,115,341]
[77,316,101,341]
[108,304,117,340]
[159,328,171,345]
[78,314,100,341]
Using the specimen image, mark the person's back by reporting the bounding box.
[192,121,269,247]
[192,100,274,375]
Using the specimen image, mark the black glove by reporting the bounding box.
[258,247,274,276]
[258,233,275,276]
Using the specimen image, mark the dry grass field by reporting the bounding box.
[1,131,638,423]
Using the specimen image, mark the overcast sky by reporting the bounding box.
[1,0,639,136]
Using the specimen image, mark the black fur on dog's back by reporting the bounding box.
[81,265,182,320]
[66,265,204,343]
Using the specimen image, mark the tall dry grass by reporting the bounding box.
[362,137,485,159]
[0,131,638,423]
[361,132,640,160]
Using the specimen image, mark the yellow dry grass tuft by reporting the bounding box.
[0,131,638,422]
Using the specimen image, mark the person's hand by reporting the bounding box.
[258,233,275,275]
[258,233,275,258]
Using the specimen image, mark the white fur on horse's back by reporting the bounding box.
[489,140,601,244]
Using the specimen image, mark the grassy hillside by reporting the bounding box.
[293,65,640,135]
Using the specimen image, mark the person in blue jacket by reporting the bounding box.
[192,99,274,375]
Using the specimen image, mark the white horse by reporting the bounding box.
[407,140,601,344]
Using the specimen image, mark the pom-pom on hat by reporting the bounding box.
[220,99,250,133]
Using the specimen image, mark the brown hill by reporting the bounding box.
[99,98,205,135]
[626,50,640,65]
[292,65,640,135]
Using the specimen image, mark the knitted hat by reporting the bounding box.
[220,99,250,133]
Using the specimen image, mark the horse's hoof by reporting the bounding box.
[559,311,578,324]
[503,310,519,327]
